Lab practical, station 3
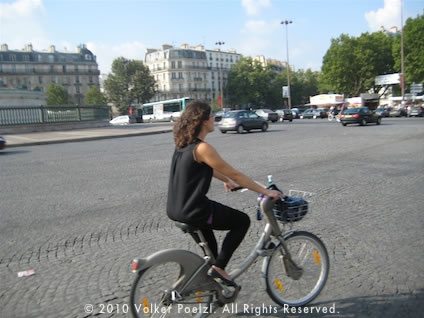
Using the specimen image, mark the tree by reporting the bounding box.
[227,57,278,108]
[392,14,424,87]
[46,83,69,105]
[227,57,320,108]
[104,57,156,114]
[84,86,106,104]
[321,32,394,97]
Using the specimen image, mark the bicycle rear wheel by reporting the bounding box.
[265,231,329,307]
[130,261,214,317]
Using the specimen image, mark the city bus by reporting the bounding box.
[135,97,192,122]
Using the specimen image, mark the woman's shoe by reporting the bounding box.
[207,267,238,287]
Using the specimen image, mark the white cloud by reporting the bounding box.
[0,0,50,49]
[87,41,148,74]
[365,0,401,32]
[241,0,271,16]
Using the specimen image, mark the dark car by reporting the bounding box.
[316,108,330,118]
[0,136,6,150]
[219,110,268,134]
[339,107,382,126]
[408,106,424,117]
[255,109,279,122]
[389,108,407,117]
[375,107,391,117]
[300,109,326,119]
[276,109,293,122]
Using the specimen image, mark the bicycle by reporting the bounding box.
[129,179,329,317]
[327,113,341,122]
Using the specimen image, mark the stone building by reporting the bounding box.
[0,44,100,105]
[145,44,241,106]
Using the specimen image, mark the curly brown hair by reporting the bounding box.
[173,100,212,148]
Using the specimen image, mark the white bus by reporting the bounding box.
[136,97,192,122]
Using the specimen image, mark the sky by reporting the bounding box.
[0,0,423,74]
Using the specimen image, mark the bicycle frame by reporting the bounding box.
[229,197,296,279]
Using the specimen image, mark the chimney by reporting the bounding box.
[162,44,173,50]
[49,45,55,53]
[25,43,33,52]
[1,44,8,51]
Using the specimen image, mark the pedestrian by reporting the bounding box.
[167,100,282,286]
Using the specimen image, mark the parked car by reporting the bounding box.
[109,115,136,125]
[300,109,326,119]
[219,110,268,134]
[339,107,382,126]
[389,108,407,117]
[276,109,293,122]
[375,107,391,117]
[255,109,279,122]
[316,108,330,118]
[0,136,6,150]
[408,106,424,117]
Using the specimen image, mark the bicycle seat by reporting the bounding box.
[174,222,199,233]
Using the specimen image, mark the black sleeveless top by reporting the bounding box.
[167,139,213,224]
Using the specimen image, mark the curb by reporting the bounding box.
[4,128,173,148]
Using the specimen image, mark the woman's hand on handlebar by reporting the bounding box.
[265,189,284,200]
[224,180,240,192]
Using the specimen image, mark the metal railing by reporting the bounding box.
[0,105,110,126]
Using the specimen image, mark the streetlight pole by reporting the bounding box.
[281,20,292,109]
[400,0,406,107]
[215,41,225,108]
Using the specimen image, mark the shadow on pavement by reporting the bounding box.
[233,290,424,317]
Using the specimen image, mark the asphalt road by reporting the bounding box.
[1,117,423,317]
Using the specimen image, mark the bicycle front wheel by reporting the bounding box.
[265,231,329,307]
[130,261,213,317]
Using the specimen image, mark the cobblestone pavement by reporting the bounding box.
[1,118,423,317]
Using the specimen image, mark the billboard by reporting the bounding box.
[375,73,400,85]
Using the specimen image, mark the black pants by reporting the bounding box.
[197,200,250,269]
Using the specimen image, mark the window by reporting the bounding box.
[76,76,80,83]
[23,55,30,61]
[10,54,16,61]
[178,72,183,79]
[171,61,176,69]
[39,76,43,84]
[48,55,54,63]
[76,86,80,94]
[171,72,176,79]
[178,61,182,68]
[63,65,66,72]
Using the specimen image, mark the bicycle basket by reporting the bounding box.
[273,196,309,223]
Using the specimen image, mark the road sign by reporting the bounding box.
[410,83,423,94]
[282,86,290,98]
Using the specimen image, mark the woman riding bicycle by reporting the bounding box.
[167,100,282,285]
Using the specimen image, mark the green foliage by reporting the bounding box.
[104,57,156,114]
[393,14,424,87]
[84,86,106,105]
[46,83,69,105]
[321,32,394,97]
[227,57,319,108]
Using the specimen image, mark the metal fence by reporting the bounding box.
[0,105,110,126]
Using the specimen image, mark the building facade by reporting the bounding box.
[145,44,241,106]
[0,44,100,105]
